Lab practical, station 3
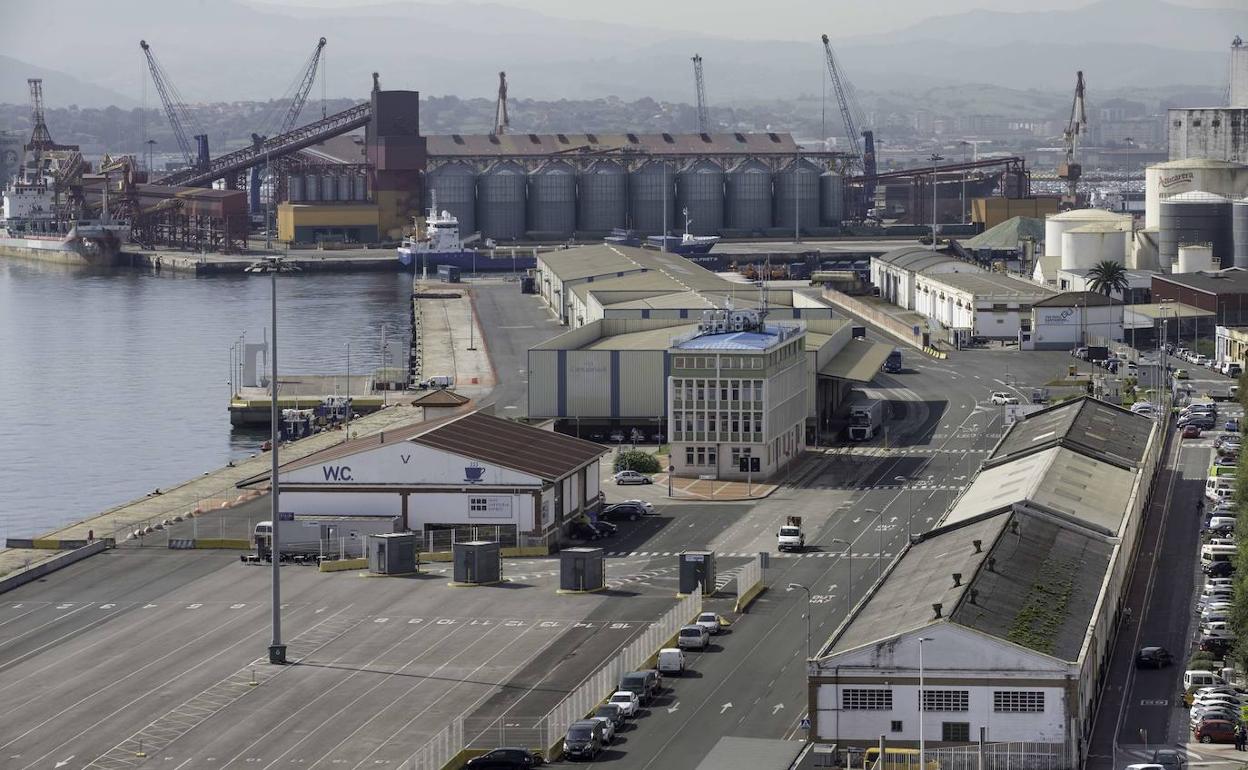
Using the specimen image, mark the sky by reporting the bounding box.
[247,0,1241,39]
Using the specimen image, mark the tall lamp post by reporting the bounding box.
[864,507,881,580]
[787,582,812,659]
[895,475,912,541]
[245,255,299,665]
[928,153,944,251]
[918,636,934,769]
[830,536,852,618]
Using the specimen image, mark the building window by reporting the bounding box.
[890,720,903,733]
[843,689,893,710]
[993,691,1045,712]
[992,303,1008,312]
[942,722,971,742]
[922,690,969,712]
[708,448,717,465]
[696,447,706,465]
[469,497,488,512]
[686,447,694,465]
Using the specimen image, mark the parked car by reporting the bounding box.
[657,647,687,676]
[588,714,616,744]
[613,470,653,486]
[1152,749,1188,770]
[619,499,657,515]
[593,703,626,730]
[1206,560,1236,577]
[1227,419,1241,432]
[569,521,604,541]
[677,624,711,650]
[608,691,639,718]
[589,519,618,537]
[989,391,1019,405]
[1176,369,1190,380]
[602,502,648,521]
[464,748,545,769]
[1183,424,1203,439]
[1193,711,1241,732]
[696,612,724,636]
[1214,454,1237,467]
[562,720,605,760]
[1135,646,1174,669]
[618,670,662,704]
[608,431,626,443]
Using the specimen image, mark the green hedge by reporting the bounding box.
[614,450,661,475]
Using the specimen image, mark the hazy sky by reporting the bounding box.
[249,0,1240,39]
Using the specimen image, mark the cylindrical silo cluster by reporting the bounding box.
[305,174,320,202]
[676,159,725,236]
[526,160,576,239]
[1159,191,1235,271]
[820,172,845,226]
[1234,198,1248,268]
[477,161,527,241]
[425,162,477,235]
[288,175,305,203]
[577,160,628,233]
[724,159,772,232]
[774,158,820,232]
[629,161,676,236]
[1043,208,1132,259]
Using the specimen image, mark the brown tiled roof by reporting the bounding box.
[410,412,607,481]
[411,388,471,407]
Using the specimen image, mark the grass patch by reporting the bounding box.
[1007,556,1077,655]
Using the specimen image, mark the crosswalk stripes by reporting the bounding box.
[606,550,892,560]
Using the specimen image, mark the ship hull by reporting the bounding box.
[0,234,125,267]
[398,247,536,272]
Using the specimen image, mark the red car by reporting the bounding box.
[1194,718,1237,743]
[1182,424,1202,439]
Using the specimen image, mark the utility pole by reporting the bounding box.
[794,147,801,244]
[929,153,944,250]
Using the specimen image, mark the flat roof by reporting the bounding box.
[1154,268,1248,295]
[1125,302,1214,320]
[920,271,1056,299]
[874,246,976,274]
[819,339,893,383]
[581,324,697,351]
[425,132,801,158]
[945,446,1136,537]
[990,397,1154,469]
[673,323,803,351]
[1033,291,1119,308]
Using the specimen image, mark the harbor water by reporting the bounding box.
[0,260,411,540]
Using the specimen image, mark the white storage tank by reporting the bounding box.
[1044,208,1131,258]
[1144,158,1246,229]
[1060,222,1130,270]
[1177,245,1215,273]
[1130,228,1160,271]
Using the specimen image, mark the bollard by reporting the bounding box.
[249,666,258,686]
[136,739,146,758]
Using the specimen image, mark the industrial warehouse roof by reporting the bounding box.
[873,246,978,274]
[423,132,801,158]
[918,271,1055,298]
[989,397,1153,469]
[581,323,699,351]
[1154,268,1248,294]
[599,290,763,311]
[962,217,1045,251]
[241,410,605,486]
[944,446,1137,537]
[1124,301,1214,320]
[827,509,1113,662]
[1033,291,1120,308]
[818,339,893,383]
[671,323,802,351]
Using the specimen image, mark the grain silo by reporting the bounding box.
[629,160,676,235]
[1159,191,1234,270]
[576,160,627,235]
[820,171,845,226]
[676,159,725,235]
[1177,245,1216,273]
[287,175,304,202]
[1144,159,1245,229]
[774,158,820,232]
[425,162,478,235]
[724,158,772,232]
[1060,222,1130,270]
[477,161,527,241]
[526,160,576,239]
[1233,198,1248,268]
[1043,209,1131,259]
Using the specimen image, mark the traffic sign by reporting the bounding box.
[278,511,294,521]
[800,716,811,730]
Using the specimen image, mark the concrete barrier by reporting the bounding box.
[7,537,113,550]
[735,582,767,613]
[319,557,368,573]
[0,541,111,596]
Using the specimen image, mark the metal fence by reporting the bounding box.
[845,742,1066,770]
[404,719,463,770]
[736,554,763,602]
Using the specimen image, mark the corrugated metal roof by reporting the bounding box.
[409,412,608,481]
[921,272,1055,298]
[989,397,1153,470]
[1154,267,1248,294]
[818,340,892,383]
[424,132,800,158]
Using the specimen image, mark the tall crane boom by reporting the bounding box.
[1058,70,1087,208]
[280,37,327,135]
[821,34,862,164]
[26,79,57,154]
[492,71,509,136]
[821,34,877,216]
[692,54,709,133]
[140,40,201,168]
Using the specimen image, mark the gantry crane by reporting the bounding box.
[1058,70,1087,209]
[821,34,876,216]
[249,38,328,213]
[692,54,709,133]
[140,40,209,170]
[492,71,510,136]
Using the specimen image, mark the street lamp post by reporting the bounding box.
[787,582,812,659]
[928,153,944,251]
[918,637,934,769]
[895,475,912,541]
[864,507,881,580]
[345,341,351,441]
[830,537,852,618]
[244,255,299,665]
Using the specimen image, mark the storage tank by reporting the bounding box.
[287,175,304,203]
[1043,208,1131,259]
[577,160,627,234]
[775,158,820,231]
[526,160,576,239]
[1130,228,1160,271]
[676,159,725,235]
[629,160,675,235]
[477,161,527,241]
[1177,245,1215,273]
[724,158,772,231]
[336,175,352,202]
[820,171,845,226]
[425,162,477,235]
[1144,158,1246,229]
[305,174,320,202]
[353,175,367,201]
[1060,222,1130,270]
[1159,191,1234,270]
[321,174,337,202]
[1234,198,1248,268]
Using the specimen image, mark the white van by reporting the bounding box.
[421,375,454,389]
[1202,544,1238,567]
[657,647,686,676]
[1185,670,1227,689]
[1206,478,1235,502]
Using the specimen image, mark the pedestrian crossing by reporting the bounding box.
[605,550,893,560]
[824,446,992,458]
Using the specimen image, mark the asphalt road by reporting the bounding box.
[470,278,564,415]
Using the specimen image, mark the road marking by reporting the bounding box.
[720,702,733,714]
[54,756,73,768]
[667,703,680,714]
[773,703,785,715]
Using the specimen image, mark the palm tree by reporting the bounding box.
[1086,260,1129,298]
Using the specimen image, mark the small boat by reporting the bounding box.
[646,208,719,255]
[604,228,641,247]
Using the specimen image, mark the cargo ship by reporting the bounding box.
[397,202,535,273]
[0,172,129,267]
[645,209,719,255]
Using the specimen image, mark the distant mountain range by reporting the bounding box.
[0,0,1241,107]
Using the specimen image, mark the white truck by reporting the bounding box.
[847,397,884,441]
[777,515,805,552]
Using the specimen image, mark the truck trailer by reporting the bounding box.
[847,397,884,441]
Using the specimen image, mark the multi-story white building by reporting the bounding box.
[666,309,808,480]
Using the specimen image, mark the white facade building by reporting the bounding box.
[870,247,982,311]
[241,411,607,542]
[1022,292,1124,350]
[912,272,1055,343]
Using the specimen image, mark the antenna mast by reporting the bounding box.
[692,54,709,133]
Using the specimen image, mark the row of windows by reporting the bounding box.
[673,413,764,434]
[883,720,973,742]
[842,689,1045,713]
[672,356,764,370]
[685,446,718,466]
[673,378,765,403]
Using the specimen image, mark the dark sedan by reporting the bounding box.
[465,747,544,768]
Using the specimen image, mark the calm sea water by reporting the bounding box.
[0,260,411,539]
